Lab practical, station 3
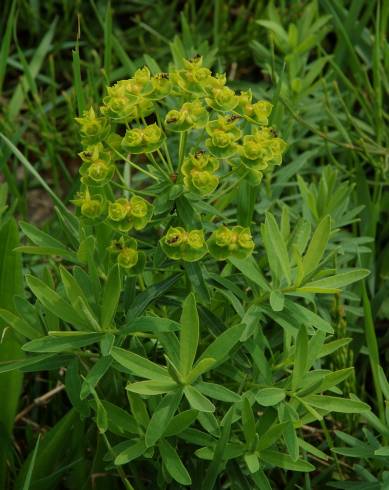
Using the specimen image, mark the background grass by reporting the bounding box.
[0,0,388,488]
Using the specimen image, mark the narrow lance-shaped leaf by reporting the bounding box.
[145,389,183,447]
[298,269,370,293]
[302,215,331,276]
[264,212,291,284]
[292,325,308,392]
[111,346,170,381]
[180,293,199,376]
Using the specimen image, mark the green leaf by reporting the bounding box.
[159,439,192,486]
[304,395,370,413]
[256,387,286,406]
[184,385,215,412]
[21,435,41,490]
[145,389,183,447]
[126,380,177,395]
[242,398,256,448]
[298,269,370,293]
[202,407,234,490]
[123,316,181,334]
[22,333,104,353]
[257,422,288,451]
[244,453,260,474]
[196,382,241,402]
[0,354,56,374]
[185,358,216,384]
[101,265,121,330]
[261,450,314,472]
[269,290,285,311]
[264,213,291,284]
[180,293,199,376]
[26,275,90,330]
[80,357,112,399]
[14,409,80,489]
[0,309,41,340]
[164,410,199,437]
[199,323,242,363]
[229,256,269,290]
[292,326,308,391]
[111,347,170,380]
[319,368,354,392]
[302,215,331,276]
[114,439,146,466]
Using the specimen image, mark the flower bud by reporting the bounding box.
[87,160,111,183]
[75,107,111,145]
[108,199,129,222]
[117,247,139,269]
[129,196,148,218]
[187,230,205,249]
[80,199,103,219]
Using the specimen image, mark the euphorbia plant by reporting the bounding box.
[0,57,371,489]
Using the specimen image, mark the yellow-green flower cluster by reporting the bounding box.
[78,143,115,187]
[239,127,288,183]
[108,196,153,232]
[165,100,208,132]
[121,123,165,154]
[74,56,287,268]
[107,237,139,270]
[208,226,254,260]
[181,151,219,195]
[161,227,207,262]
[160,225,255,262]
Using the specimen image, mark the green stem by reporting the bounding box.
[178,130,188,171]
[107,143,159,181]
[101,433,135,490]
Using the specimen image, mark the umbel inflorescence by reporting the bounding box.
[74,56,287,270]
